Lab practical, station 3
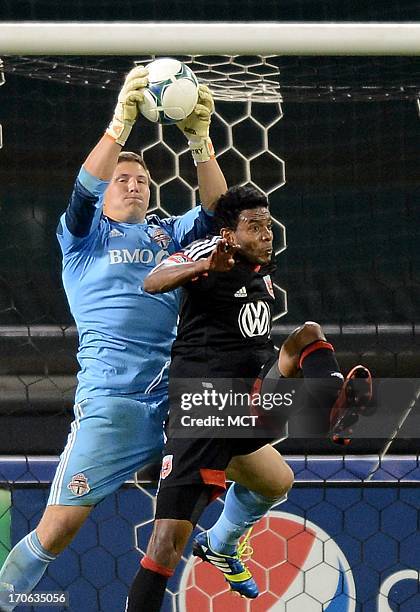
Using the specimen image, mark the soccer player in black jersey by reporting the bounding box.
[126,185,371,611]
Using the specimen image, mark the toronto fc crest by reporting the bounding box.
[151,228,171,249]
[67,473,90,496]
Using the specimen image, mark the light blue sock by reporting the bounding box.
[208,483,286,555]
[0,530,56,611]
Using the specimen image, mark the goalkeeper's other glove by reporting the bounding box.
[106,66,148,146]
[177,84,215,163]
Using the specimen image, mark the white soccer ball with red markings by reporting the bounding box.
[139,58,199,125]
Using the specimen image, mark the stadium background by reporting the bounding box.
[0,1,419,611]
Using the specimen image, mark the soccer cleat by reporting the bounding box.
[192,529,259,598]
[329,365,373,445]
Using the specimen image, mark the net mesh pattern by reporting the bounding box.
[0,53,419,456]
[0,2,419,609]
[3,55,419,102]
[0,459,419,611]
[0,5,419,609]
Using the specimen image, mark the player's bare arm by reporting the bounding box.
[144,239,237,294]
[197,157,228,210]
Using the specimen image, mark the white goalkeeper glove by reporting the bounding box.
[176,84,215,163]
[106,66,149,146]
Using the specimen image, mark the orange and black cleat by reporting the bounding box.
[329,365,373,445]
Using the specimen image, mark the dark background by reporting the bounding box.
[0,1,419,455]
[1,0,419,21]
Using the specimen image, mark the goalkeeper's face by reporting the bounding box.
[103,161,151,223]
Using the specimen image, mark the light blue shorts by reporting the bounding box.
[47,393,167,506]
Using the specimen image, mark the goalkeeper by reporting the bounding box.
[0,67,225,611]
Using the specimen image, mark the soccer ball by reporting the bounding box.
[139,58,199,125]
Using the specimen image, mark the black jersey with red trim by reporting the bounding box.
[167,236,277,378]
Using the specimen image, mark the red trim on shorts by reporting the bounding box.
[200,469,226,502]
[141,556,174,577]
[299,341,334,369]
[200,468,226,488]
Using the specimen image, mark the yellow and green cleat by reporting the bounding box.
[192,529,259,598]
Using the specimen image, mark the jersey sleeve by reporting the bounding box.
[166,235,221,263]
[159,205,214,249]
[164,236,220,290]
[56,166,109,256]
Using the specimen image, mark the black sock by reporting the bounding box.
[299,341,343,434]
[126,561,171,612]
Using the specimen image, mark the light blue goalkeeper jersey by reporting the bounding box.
[57,167,213,403]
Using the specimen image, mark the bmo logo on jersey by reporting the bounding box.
[108,248,169,265]
[238,300,271,338]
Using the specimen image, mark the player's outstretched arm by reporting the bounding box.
[177,85,227,210]
[58,67,149,246]
[83,66,148,180]
[144,239,236,294]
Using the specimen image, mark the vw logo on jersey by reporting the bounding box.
[238,300,271,338]
[179,511,356,611]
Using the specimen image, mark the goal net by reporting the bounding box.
[0,32,418,453]
[0,20,419,612]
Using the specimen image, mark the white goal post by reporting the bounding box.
[1,22,420,55]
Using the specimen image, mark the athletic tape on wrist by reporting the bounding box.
[105,118,132,147]
[189,137,215,163]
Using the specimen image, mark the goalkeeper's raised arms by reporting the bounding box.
[176,84,215,164]
[106,66,149,146]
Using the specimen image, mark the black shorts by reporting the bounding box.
[160,354,288,496]
[158,434,270,498]
[155,355,289,522]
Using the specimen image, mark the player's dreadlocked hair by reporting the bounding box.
[213,185,269,232]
